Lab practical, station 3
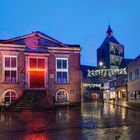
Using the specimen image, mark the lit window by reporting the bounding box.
[3,56,17,84]
[56,58,68,84]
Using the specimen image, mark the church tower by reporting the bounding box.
[97,25,124,69]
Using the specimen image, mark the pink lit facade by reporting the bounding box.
[0,32,81,106]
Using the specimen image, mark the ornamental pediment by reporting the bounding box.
[0,31,68,48]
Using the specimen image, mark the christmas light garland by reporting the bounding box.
[87,68,127,77]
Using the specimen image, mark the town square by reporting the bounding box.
[0,0,140,140]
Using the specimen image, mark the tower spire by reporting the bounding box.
[106,25,113,36]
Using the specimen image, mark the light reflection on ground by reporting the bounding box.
[0,102,140,140]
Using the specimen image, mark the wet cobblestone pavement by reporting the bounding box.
[0,102,140,140]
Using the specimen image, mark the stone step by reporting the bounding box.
[7,90,53,112]
[9,107,52,112]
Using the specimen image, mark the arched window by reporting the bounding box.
[56,89,69,102]
[4,90,17,103]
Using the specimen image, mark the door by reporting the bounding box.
[29,58,45,88]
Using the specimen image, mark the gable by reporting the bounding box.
[0,31,68,48]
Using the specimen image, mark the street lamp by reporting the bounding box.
[99,61,103,66]
[99,61,105,69]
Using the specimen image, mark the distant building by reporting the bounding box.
[0,31,81,109]
[103,58,133,100]
[80,65,101,101]
[97,25,124,69]
[115,58,133,100]
[128,55,140,99]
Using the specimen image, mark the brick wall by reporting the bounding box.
[48,52,81,103]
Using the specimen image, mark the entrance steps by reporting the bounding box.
[6,90,54,112]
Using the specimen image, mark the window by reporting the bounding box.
[56,89,69,102]
[129,72,133,81]
[4,90,17,103]
[56,58,68,84]
[110,81,114,88]
[3,56,17,84]
[135,68,139,79]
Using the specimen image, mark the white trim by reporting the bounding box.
[0,43,25,48]
[49,50,80,54]
[24,52,49,56]
[3,55,18,84]
[56,57,69,83]
[3,89,17,103]
[55,89,69,102]
[47,47,81,51]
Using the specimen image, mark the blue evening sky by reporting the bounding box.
[0,0,140,66]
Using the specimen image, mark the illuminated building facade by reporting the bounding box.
[128,55,140,99]
[97,25,124,69]
[81,65,101,101]
[0,31,81,108]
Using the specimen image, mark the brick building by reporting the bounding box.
[128,55,140,99]
[0,31,81,109]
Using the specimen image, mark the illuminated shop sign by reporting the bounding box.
[83,84,101,88]
[87,68,127,77]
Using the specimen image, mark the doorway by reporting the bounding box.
[28,58,45,88]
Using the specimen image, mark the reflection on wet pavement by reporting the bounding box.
[0,102,140,140]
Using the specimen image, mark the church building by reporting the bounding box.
[97,25,124,69]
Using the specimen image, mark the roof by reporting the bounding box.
[65,44,80,48]
[119,58,133,68]
[0,39,5,42]
[98,25,122,49]
[81,65,97,78]
[106,25,113,34]
[0,31,80,48]
[101,36,120,47]
[127,55,140,67]
[81,65,96,71]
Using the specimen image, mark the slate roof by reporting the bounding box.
[100,36,120,47]
[99,25,121,48]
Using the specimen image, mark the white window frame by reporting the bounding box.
[3,55,18,84]
[56,58,68,84]
[55,89,69,102]
[4,89,17,103]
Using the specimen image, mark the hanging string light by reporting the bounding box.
[87,68,127,77]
